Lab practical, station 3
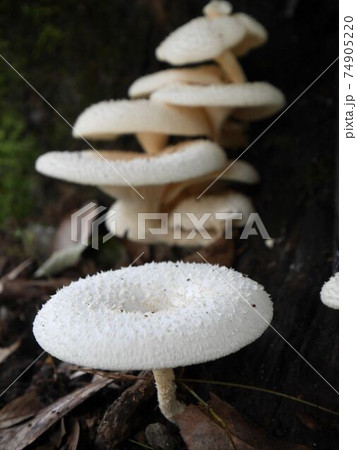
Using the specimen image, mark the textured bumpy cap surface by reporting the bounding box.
[320,272,339,309]
[33,261,273,370]
[128,65,225,98]
[72,99,211,139]
[155,13,267,65]
[151,82,286,119]
[35,140,227,186]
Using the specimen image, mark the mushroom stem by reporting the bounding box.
[136,132,168,154]
[203,2,246,84]
[153,368,186,423]
[215,50,246,83]
[204,106,232,140]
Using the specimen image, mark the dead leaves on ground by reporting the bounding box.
[0,277,73,303]
[175,393,308,450]
[0,390,44,429]
[0,376,111,450]
[95,372,155,449]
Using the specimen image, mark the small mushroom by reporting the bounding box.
[33,261,273,422]
[320,272,339,309]
[128,66,231,140]
[100,156,259,246]
[151,82,286,138]
[107,190,253,247]
[128,65,225,98]
[163,158,260,205]
[105,199,222,247]
[168,190,254,245]
[156,1,267,83]
[35,140,227,209]
[72,99,211,154]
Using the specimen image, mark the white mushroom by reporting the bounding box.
[107,190,253,247]
[36,139,226,200]
[36,140,228,228]
[163,159,260,205]
[151,82,286,135]
[33,261,273,422]
[72,99,211,154]
[128,65,225,98]
[100,156,259,247]
[128,67,229,139]
[168,191,254,245]
[320,272,339,309]
[203,0,232,17]
[106,199,222,247]
[156,1,267,83]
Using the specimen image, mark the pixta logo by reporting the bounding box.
[137,212,270,241]
[71,202,271,248]
[71,202,116,250]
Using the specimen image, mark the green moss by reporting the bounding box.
[0,111,39,227]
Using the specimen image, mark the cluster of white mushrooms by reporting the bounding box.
[36,0,285,247]
[32,1,337,428]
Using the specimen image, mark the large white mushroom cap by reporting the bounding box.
[72,99,211,140]
[33,262,273,370]
[151,82,286,120]
[156,13,267,65]
[320,272,339,309]
[35,140,227,187]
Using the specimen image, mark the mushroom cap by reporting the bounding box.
[151,82,286,120]
[35,140,227,187]
[33,261,273,370]
[221,159,260,184]
[128,65,225,98]
[105,200,216,247]
[320,273,339,309]
[169,190,254,231]
[72,99,211,140]
[203,1,233,17]
[231,13,268,56]
[106,190,253,247]
[162,159,259,206]
[155,13,267,65]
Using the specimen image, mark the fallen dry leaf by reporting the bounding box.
[0,390,44,428]
[175,404,236,450]
[0,376,111,450]
[95,372,155,449]
[34,243,87,278]
[34,203,98,278]
[175,393,308,450]
[48,417,66,447]
[67,418,80,450]
[0,339,21,365]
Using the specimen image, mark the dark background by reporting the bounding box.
[0,0,338,448]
